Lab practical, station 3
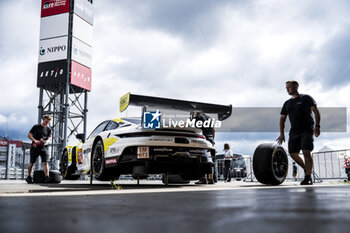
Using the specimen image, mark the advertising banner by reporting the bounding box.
[73,14,93,46]
[74,0,93,25]
[40,13,69,40]
[7,144,16,169]
[37,60,67,86]
[39,36,68,63]
[0,139,8,147]
[41,0,70,18]
[72,37,92,68]
[70,60,92,91]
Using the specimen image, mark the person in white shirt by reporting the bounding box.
[223,143,233,182]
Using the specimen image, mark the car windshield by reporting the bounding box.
[233,154,243,159]
[123,118,141,125]
[232,154,245,167]
[233,159,246,167]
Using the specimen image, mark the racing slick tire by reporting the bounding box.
[253,143,288,185]
[33,170,62,183]
[60,150,80,180]
[92,140,117,181]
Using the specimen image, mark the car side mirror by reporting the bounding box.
[76,133,85,143]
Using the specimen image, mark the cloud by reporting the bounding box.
[0,0,350,152]
[0,113,31,140]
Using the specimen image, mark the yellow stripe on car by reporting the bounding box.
[66,146,73,162]
[113,118,123,123]
[103,138,118,151]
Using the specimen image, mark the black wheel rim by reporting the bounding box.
[272,149,288,178]
[93,144,103,175]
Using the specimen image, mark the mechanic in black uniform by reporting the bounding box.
[277,81,321,185]
[193,112,216,184]
[26,114,52,184]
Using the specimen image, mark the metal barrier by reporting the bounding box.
[0,140,32,180]
[312,149,350,181]
[215,157,254,182]
[215,149,350,183]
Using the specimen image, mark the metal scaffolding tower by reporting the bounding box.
[37,86,88,168]
[37,0,93,168]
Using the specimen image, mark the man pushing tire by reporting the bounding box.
[277,80,321,185]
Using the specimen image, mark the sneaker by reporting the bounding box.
[207,179,214,184]
[195,179,207,184]
[25,176,34,184]
[300,176,313,185]
[44,176,51,183]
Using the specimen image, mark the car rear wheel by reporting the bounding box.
[92,140,118,181]
[253,143,288,185]
[92,140,107,180]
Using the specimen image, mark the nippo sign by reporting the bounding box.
[41,0,70,18]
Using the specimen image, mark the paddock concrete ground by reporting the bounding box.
[0,180,349,233]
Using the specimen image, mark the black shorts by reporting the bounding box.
[30,147,49,163]
[288,131,314,154]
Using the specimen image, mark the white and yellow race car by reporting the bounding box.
[60,93,232,182]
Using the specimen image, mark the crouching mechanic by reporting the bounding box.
[193,112,216,185]
[26,114,52,184]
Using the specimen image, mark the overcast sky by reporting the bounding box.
[0,0,349,154]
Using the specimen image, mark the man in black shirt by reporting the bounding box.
[277,81,321,185]
[193,112,216,184]
[26,114,52,184]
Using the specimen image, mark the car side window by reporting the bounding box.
[105,121,119,131]
[87,121,109,140]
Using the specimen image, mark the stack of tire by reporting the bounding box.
[33,170,62,183]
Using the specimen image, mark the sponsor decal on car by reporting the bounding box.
[142,109,221,129]
[190,139,206,145]
[105,158,118,165]
[143,110,161,129]
[77,148,83,164]
[153,148,173,152]
[149,138,172,142]
[162,118,221,128]
[110,148,119,154]
[103,138,118,152]
[189,149,205,153]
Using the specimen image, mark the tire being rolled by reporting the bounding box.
[253,143,288,185]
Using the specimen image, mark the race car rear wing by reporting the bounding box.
[119,92,232,121]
